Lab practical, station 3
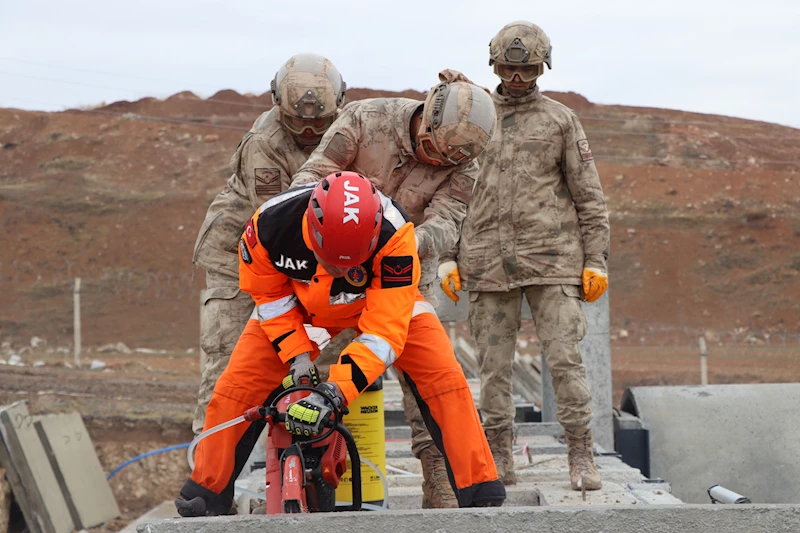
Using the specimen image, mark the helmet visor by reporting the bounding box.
[281,112,336,136]
[494,63,543,83]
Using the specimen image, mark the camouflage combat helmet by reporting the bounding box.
[489,21,552,83]
[415,70,496,167]
[271,54,346,136]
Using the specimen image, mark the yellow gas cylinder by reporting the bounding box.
[335,377,386,506]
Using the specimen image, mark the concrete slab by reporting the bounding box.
[627,486,684,505]
[623,384,800,504]
[34,412,120,528]
[537,481,639,506]
[0,401,74,533]
[388,484,540,509]
[121,501,178,533]
[136,504,800,533]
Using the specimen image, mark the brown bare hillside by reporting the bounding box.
[1,88,800,351]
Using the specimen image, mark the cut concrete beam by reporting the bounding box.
[34,412,120,528]
[121,501,178,533]
[623,384,800,504]
[137,504,800,533]
[385,421,563,440]
[0,401,74,533]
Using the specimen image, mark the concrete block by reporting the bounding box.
[614,410,645,431]
[0,401,74,533]
[136,504,800,533]
[121,500,178,533]
[623,384,800,504]
[387,484,540,509]
[628,487,684,505]
[34,412,120,528]
[537,481,639,506]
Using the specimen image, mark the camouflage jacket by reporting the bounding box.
[193,108,312,279]
[458,86,610,292]
[291,98,479,286]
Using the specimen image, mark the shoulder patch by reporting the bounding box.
[254,167,281,196]
[381,256,414,288]
[577,139,594,162]
[448,172,476,204]
[244,219,258,248]
[239,238,252,264]
[323,132,356,168]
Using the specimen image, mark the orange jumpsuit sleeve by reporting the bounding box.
[238,210,314,363]
[328,222,420,403]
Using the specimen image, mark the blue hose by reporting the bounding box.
[106,443,190,480]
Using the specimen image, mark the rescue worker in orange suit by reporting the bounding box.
[175,172,506,516]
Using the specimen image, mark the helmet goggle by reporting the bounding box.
[494,62,544,83]
[281,112,336,136]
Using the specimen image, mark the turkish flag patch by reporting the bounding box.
[577,139,594,162]
[381,256,414,288]
[244,219,258,248]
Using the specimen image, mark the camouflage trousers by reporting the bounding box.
[469,284,592,431]
[193,271,254,435]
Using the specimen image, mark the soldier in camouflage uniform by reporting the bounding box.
[292,70,496,507]
[439,22,610,490]
[192,54,348,435]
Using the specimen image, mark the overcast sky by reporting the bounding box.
[1,0,798,127]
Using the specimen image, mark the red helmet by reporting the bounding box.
[306,171,383,267]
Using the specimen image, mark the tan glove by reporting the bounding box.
[438,261,461,303]
[582,268,608,303]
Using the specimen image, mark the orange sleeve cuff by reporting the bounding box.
[328,364,359,405]
[262,326,315,364]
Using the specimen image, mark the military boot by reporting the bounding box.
[565,427,602,491]
[486,427,517,485]
[419,447,458,508]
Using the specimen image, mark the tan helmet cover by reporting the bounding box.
[271,54,346,120]
[489,21,552,70]
[416,70,496,166]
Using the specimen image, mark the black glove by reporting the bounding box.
[282,352,320,389]
[285,383,343,437]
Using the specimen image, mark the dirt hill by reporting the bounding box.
[1,88,800,351]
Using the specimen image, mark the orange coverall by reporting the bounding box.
[179,185,504,512]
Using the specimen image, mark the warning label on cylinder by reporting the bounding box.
[335,389,386,503]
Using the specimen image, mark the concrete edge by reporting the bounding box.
[137,504,800,533]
